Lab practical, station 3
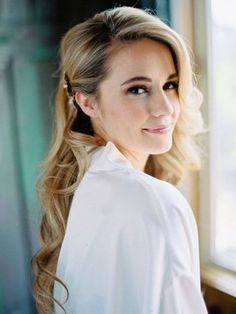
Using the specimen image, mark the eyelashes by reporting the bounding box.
[127,81,179,95]
[163,81,179,90]
[127,85,149,95]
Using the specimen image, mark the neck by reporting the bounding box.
[115,144,149,172]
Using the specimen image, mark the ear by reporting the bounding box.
[74,92,99,118]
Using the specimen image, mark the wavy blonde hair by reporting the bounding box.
[31,5,206,313]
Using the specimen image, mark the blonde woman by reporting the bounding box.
[32,6,209,314]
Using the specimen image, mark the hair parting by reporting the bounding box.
[31,6,207,313]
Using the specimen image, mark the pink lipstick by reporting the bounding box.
[142,125,172,134]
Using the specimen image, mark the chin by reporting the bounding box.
[147,141,173,155]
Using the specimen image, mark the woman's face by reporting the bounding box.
[89,38,180,170]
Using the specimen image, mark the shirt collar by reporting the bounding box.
[88,141,135,173]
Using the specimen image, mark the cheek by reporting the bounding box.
[123,107,147,128]
[109,103,143,121]
[124,99,148,119]
[175,101,181,119]
[171,97,180,119]
[99,93,148,127]
[99,102,128,129]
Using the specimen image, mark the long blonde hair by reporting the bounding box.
[31,6,206,313]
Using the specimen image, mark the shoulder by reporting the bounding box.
[80,169,163,223]
[80,168,193,228]
[68,168,199,279]
[85,169,198,256]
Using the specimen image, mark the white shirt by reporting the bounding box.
[54,141,208,314]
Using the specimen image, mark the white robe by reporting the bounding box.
[53,141,208,314]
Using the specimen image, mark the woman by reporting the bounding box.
[32,6,209,314]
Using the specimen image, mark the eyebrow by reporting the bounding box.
[120,73,178,86]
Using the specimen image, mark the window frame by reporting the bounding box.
[170,0,236,297]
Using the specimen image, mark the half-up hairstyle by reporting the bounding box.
[31,6,206,313]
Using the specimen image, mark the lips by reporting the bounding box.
[142,124,172,134]
[143,124,172,131]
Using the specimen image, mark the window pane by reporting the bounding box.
[210,0,236,272]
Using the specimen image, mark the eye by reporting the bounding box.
[163,81,179,91]
[127,85,149,95]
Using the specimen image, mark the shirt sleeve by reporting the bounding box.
[159,273,208,314]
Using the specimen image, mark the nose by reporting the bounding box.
[147,89,175,117]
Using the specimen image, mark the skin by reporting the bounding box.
[75,38,180,171]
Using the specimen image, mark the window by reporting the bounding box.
[171,0,236,297]
[209,0,236,273]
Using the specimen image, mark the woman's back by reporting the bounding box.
[31,6,208,313]
[54,141,207,313]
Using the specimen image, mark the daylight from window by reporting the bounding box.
[210,0,236,271]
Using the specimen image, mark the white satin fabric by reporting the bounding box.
[53,141,208,314]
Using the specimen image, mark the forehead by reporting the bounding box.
[105,38,176,80]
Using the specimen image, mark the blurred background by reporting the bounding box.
[0,0,235,313]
